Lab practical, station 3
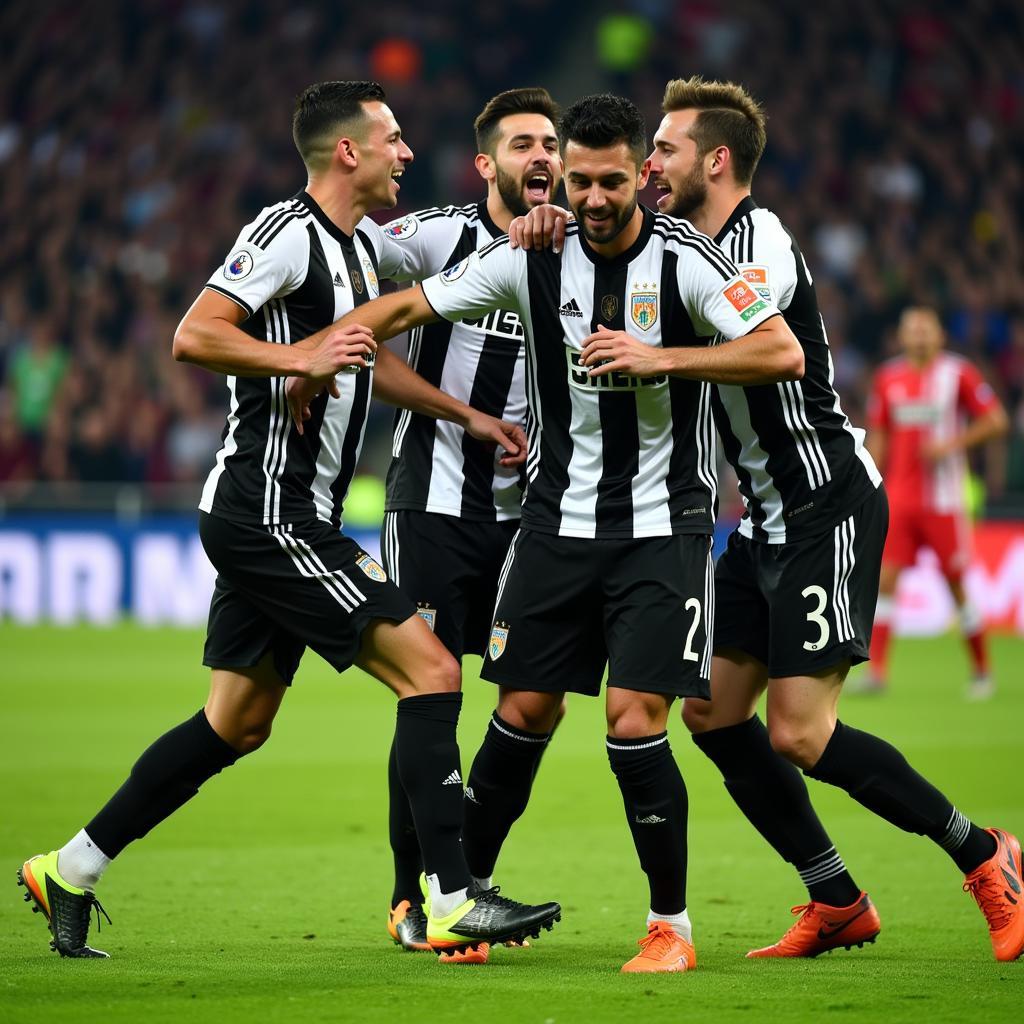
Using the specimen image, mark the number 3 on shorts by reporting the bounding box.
[800,584,830,652]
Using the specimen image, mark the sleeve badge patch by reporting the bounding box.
[224,249,254,281]
[440,257,470,284]
[384,214,418,240]
[742,266,772,302]
[355,553,387,582]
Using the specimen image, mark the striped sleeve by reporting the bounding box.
[420,240,524,323]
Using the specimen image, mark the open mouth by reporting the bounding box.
[525,171,551,202]
[390,169,403,190]
[654,180,673,209]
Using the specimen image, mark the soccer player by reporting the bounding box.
[375,87,565,955]
[644,76,1021,963]
[865,306,1009,698]
[290,92,805,973]
[17,80,561,960]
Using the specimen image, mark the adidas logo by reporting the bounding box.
[333,271,344,287]
[464,786,480,804]
[635,813,667,824]
[559,298,583,318]
[442,770,463,786]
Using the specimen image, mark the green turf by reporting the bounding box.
[2,626,1022,1023]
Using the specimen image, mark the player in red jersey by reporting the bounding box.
[865,307,1008,697]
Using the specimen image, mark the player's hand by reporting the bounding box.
[508,205,571,254]
[922,437,958,463]
[303,324,376,381]
[285,376,328,435]
[464,412,528,467]
[580,326,668,379]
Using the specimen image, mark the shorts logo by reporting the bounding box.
[416,602,436,632]
[630,290,658,331]
[362,258,378,293]
[488,621,510,661]
[724,279,768,321]
[742,266,772,302]
[350,269,364,295]
[600,294,619,321]
[224,249,254,281]
[384,214,418,240]
[356,553,387,582]
[440,257,470,284]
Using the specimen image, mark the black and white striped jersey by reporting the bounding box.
[709,198,881,543]
[199,190,406,529]
[421,207,780,540]
[380,202,525,522]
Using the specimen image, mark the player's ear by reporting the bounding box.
[475,152,496,184]
[708,144,730,181]
[336,136,359,169]
[637,157,651,190]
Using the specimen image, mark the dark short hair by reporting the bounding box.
[292,81,387,170]
[558,94,647,168]
[662,76,766,186]
[474,87,560,155]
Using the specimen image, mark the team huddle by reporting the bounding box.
[18,76,1023,973]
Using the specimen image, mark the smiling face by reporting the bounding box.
[649,109,708,221]
[353,101,414,211]
[563,139,648,248]
[486,112,563,218]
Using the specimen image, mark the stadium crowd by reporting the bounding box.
[0,0,1022,504]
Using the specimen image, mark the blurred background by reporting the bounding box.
[1,0,1023,632]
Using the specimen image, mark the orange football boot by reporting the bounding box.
[964,828,1024,962]
[387,899,431,952]
[746,892,880,958]
[438,942,491,965]
[621,921,696,973]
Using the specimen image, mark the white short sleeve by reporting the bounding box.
[205,214,308,318]
[677,251,781,340]
[376,210,471,282]
[420,238,524,322]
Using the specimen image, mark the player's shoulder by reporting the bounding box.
[875,355,910,382]
[238,195,314,251]
[650,212,735,276]
[383,203,479,238]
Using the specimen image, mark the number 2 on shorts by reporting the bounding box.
[800,584,830,652]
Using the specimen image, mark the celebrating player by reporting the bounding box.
[18,80,560,960]
[865,306,1008,698]
[291,92,803,973]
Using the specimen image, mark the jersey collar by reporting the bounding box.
[476,200,503,239]
[713,195,758,245]
[577,205,656,268]
[296,190,355,247]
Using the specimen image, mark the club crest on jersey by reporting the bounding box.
[742,266,772,303]
[600,294,619,321]
[440,257,470,284]
[362,258,378,293]
[384,214,418,239]
[350,269,364,295]
[355,553,387,582]
[488,621,510,661]
[224,249,254,281]
[630,291,658,331]
[416,603,437,632]
[723,280,767,321]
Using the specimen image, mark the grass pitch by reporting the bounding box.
[2,626,1022,1023]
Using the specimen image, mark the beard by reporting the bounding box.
[496,164,532,218]
[573,194,638,245]
[661,162,707,220]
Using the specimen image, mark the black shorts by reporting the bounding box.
[480,530,714,699]
[380,510,519,660]
[200,512,416,685]
[714,486,888,678]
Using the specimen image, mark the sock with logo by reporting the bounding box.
[83,709,241,861]
[607,732,688,917]
[462,712,552,880]
[386,736,423,906]
[57,830,111,890]
[393,692,471,895]
[692,715,861,907]
[806,721,997,874]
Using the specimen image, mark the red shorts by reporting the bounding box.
[882,505,971,577]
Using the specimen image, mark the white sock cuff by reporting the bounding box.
[57,829,112,890]
[648,907,691,942]
[960,601,983,635]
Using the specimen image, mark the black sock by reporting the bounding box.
[462,712,551,880]
[693,716,860,907]
[85,709,240,858]
[807,721,997,874]
[393,692,470,894]
[607,732,688,917]
[387,736,423,906]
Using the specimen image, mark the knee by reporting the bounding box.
[607,703,665,740]
[767,719,824,771]
[412,649,461,696]
[497,691,563,734]
[226,717,274,756]
[681,698,713,735]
